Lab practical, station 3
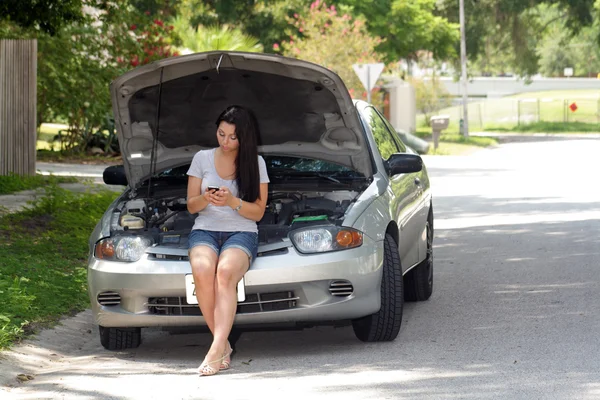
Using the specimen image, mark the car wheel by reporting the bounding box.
[404,210,433,302]
[352,233,403,342]
[99,326,142,350]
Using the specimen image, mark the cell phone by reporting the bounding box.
[207,185,220,193]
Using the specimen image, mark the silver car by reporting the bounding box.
[89,51,434,350]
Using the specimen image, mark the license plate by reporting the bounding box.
[185,274,246,304]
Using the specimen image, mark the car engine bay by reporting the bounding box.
[108,189,360,246]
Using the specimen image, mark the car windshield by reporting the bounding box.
[148,155,365,182]
[140,165,189,187]
[264,155,364,178]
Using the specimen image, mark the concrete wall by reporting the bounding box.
[436,77,600,97]
[385,79,416,133]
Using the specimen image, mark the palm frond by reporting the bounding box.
[172,20,263,53]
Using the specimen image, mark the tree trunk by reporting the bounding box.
[0,39,37,176]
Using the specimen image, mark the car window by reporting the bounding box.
[375,109,407,153]
[363,106,399,160]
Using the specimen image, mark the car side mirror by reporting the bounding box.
[386,153,423,176]
[103,165,128,186]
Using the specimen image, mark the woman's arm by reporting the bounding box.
[187,176,210,214]
[229,183,269,222]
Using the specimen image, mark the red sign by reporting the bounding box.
[569,102,578,112]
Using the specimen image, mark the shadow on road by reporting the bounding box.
[4,142,600,399]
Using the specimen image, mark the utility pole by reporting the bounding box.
[459,0,469,137]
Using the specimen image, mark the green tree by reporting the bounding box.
[130,0,178,17]
[537,5,600,77]
[438,0,597,77]
[175,0,308,52]
[279,1,383,101]
[37,1,178,152]
[410,75,452,126]
[337,0,459,63]
[0,0,84,36]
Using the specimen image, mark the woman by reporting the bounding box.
[186,105,269,376]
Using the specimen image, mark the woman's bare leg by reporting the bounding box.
[203,248,249,362]
[189,246,219,334]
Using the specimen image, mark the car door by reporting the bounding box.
[360,105,422,270]
[382,113,431,265]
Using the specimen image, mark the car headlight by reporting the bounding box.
[290,226,363,254]
[95,236,153,262]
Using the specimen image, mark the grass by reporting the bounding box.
[438,134,497,147]
[483,121,600,133]
[37,123,68,151]
[413,127,498,155]
[0,173,79,195]
[38,122,67,137]
[0,185,119,348]
[418,89,600,131]
[425,142,483,155]
[422,134,497,155]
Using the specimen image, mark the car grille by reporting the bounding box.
[148,253,189,261]
[97,291,121,306]
[147,291,298,316]
[146,241,291,261]
[328,280,354,297]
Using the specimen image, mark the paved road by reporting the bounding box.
[2,138,600,399]
[36,162,108,180]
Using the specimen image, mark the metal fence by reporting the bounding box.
[422,97,600,130]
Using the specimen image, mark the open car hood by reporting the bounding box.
[110,51,373,189]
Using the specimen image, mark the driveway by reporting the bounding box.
[2,137,599,399]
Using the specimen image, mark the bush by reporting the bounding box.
[279,1,383,102]
[37,1,178,155]
[409,75,453,126]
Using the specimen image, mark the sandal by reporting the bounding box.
[220,341,233,371]
[198,352,227,376]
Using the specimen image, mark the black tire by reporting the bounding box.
[404,210,434,302]
[99,326,142,350]
[352,233,403,342]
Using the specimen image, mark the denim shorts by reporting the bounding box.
[188,230,259,263]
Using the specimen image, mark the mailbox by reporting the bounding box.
[430,115,450,130]
[430,115,450,150]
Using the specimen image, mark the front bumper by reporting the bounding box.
[88,238,383,328]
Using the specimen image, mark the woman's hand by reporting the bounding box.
[207,186,234,207]
[203,188,216,204]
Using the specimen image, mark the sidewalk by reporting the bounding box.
[1,163,123,215]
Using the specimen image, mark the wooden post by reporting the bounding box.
[0,39,37,176]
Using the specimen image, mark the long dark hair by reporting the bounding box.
[215,105,261,202]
